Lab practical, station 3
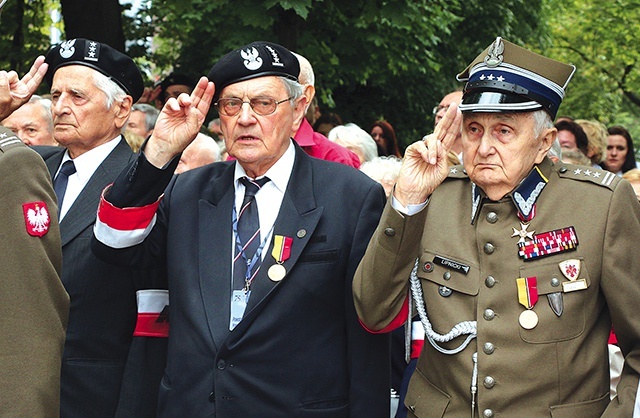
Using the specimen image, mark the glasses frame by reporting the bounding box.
[215,96,293,117]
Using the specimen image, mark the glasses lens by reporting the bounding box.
[217,98,242,116]
[250,98,277,115]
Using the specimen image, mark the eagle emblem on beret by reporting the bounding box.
[59,39,77,59]
[241,47,263,71]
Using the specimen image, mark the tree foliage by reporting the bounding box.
[138,0,546,147]
[543,0,640,147]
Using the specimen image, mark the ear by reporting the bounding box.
[535,127,557,163]
[303,84,315,113]
[291,95,308,133]
[114,96,133,129]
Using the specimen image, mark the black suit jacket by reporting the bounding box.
[93,144,391,417]
[35,138,144,417]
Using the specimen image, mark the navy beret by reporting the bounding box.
[457,37,576,119]
[207,41,299,101]
[44,38,144,102]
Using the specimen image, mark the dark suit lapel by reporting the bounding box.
[60,138,133,245]
[198,164,235,350]
[238,146,324,327]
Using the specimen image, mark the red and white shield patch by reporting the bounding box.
[559,259,581,281]
[23,201,51,237]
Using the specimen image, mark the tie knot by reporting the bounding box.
[58,160,77,177]
[240,176,270,198]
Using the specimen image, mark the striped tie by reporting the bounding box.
[234,176,270,289]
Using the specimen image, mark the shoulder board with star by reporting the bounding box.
[555,163,620,190]
[0,132,25,154]
[446,164,468,179]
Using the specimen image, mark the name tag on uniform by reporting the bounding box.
[230,290,251,331]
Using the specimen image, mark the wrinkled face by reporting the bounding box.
[370,126,386,147]
[1,102,56,146]
[557,129,578,152]
[462,112,551,200]
[50,65,127,156]
[126,110,150,138]
[605,134,628,173]
[221,76,305,177]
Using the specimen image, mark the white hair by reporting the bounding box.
[532,109,554,138]
[292,52,315,87]
[328,123,379,163]
[28,95,53,133]
[360,155,403,183]
[92,71,129,109]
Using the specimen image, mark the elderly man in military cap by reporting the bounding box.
[27,38,152,417]
[91,41,390,417]
[353,37,640,417]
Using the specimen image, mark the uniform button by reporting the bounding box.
[483,243,495,254]
[559,166,568,173]
[485,276,496,288]
[208,392,215,402]
[483,309,495,321]
[551,277,560,287]
[483,376,496,389]
[296,229,307,238]
[423,262,434,273]
[483,409,494,418]
[483,342,495,354]
[384,227,396,237]
[217,359,226,370]
[443,271,451,280]
[438,286,452,297]
[486,212,498,223]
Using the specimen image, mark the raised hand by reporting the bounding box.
[394,102,462,206]
[144,77,215,168]
[0,56,48,120]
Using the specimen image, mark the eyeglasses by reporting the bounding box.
[432,104,451,115]
[215,96,293,117]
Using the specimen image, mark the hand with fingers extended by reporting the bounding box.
[144,77,215,168]
[0,56,48,120]
[394,102,462,206]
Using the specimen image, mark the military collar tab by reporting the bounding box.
[470,163,549,224]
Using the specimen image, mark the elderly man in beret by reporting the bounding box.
[354,37,640,417]
[27,38,152,417]
[91,41,390,417]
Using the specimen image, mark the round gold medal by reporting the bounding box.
[519,310,538,329]
[268,264,287,282]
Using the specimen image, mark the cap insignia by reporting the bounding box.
[59,39,76,59]
[241,47,263,71]
[84,41,99,62]
[264,44,284,67]
[484,37,504,67]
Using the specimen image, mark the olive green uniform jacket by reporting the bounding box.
[354,157,640,417]
[0,133,69,417]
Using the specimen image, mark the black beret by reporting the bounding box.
[207,41,299,101]
[44,38,144,102]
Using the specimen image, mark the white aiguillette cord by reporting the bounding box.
[409,258,478,417]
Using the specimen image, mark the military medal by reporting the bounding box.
[516,276,539,329]
[518,226,579,261]
[268,235,292,282]
[511,222,535,243]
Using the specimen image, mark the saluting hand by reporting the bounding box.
[394,102,462,207]
[0,56,48,121]
[145,77,215,168]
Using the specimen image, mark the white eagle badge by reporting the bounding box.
[23,201,50,237]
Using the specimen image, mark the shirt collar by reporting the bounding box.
[234,139,295,194]
[60,135,121,183]
[470,157,552,224]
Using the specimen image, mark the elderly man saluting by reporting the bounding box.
[354,37,640,417]
[92,41,390,417]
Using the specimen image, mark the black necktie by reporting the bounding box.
[234,176,270,289]
[53,160,76,210]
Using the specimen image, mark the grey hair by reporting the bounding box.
[92,71,128,109]
[28,95,53,133]
[292,52,315,87]
[280,76,305,108]
[328,122,379,163]
[132,103,160,131]
[532,109,554,138]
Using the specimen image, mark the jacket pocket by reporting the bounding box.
[404,367,450,418]
[549,392,609,417]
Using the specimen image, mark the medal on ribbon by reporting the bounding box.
[516,276,539,329]
[268,235,292,282]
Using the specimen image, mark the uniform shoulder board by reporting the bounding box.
[555,163,620,190]
[0,130,24,154]
[446,164,468,179]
